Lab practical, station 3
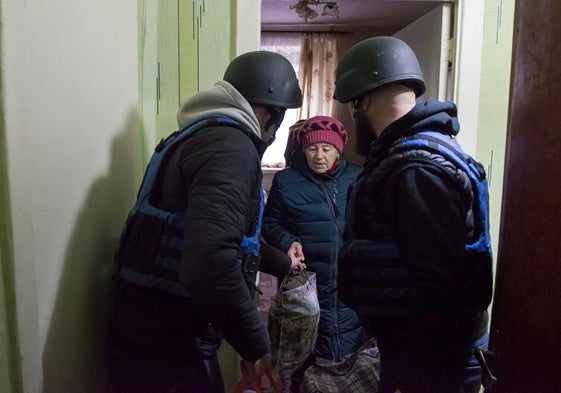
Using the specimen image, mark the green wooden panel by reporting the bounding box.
[476,0,515,257]
[178,1,233,97]
[139,0,159,161]
[198,0,232,90]
[179,1,199,100]
[156,1,181,141]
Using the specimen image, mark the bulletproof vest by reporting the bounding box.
[340,131,493,314]
[114,115,263,298]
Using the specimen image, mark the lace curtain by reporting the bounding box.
[261,32,304,167]
[260,32,342,167]
[261,32,303,73]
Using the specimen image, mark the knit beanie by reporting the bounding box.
[297,116,348,153]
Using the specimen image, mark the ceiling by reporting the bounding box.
[261,0,451,33]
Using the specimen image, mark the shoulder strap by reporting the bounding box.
[393,131,491,253]
[136,115,249,205]
[319,179,344,237]
[394,132,487,181]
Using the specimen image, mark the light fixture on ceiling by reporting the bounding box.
[289,0,339,23]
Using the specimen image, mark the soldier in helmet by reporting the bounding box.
[106,51,304,393]
[335,37,494,393]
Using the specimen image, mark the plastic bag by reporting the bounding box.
[267,270,320,393]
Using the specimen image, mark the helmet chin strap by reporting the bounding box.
[351,99,360,118]
[264,106,286,145]
[263,118,277,146]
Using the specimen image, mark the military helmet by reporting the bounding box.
[334,36,426,103]
[224,51,303,108]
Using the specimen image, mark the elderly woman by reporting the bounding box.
[262,116,368,365]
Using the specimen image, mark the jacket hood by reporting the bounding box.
[406,99,460,136]
[176,80,262,140]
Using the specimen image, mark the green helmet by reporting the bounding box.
[334,36,426,103]
[224,51,302,108]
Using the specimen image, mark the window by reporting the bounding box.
[260,32,303,167]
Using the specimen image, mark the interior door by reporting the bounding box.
[485,1,561,392]
[394,4,452,101]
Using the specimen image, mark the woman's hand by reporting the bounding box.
[287,242,306,270]
[290,255,307,271]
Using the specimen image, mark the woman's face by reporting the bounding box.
[304,143,340,174]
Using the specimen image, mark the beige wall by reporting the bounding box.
[1,1,140,392]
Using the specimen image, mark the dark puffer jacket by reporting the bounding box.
[262,152,366,361]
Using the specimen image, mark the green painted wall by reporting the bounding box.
[0,5,22,391]
[197,1,232,90]
[139,0,234,158]
[476,0,515,260]
[0,77,23,393]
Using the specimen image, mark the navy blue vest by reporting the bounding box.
[115,115,264,297]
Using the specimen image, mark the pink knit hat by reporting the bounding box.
[297,116,348,153]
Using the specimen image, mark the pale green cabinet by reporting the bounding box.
[139,0,231,161]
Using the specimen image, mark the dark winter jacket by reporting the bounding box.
[108,81,291,364]
[262,151,367,361]
[340,100,492,342]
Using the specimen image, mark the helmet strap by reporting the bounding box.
[351,99,360,118]
[265,106,286,145]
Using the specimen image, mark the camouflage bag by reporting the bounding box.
[268,270,320,393]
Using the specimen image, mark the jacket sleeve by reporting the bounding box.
[262,172,300,252]
[179,128,269,362]
[259,240,292,278]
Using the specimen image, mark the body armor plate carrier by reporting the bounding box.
[114,115,263,298]
[340,131,493,316]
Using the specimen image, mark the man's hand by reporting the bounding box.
[241,353,272,388]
